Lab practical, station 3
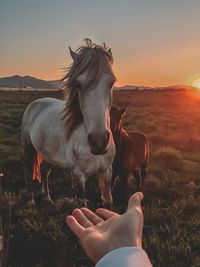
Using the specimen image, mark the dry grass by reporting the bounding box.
[1,89,200,267]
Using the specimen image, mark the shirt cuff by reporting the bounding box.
[95,247,152,267]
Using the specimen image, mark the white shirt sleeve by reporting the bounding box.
[95,247,152,267]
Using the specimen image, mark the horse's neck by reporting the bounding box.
[113,125,127,151]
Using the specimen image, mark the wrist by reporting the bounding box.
[105,236,142,256]
[96,247,150,267]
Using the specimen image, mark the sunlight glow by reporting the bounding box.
[192,77,200,89]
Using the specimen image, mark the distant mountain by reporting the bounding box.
[0,75,194,91]
[165,85,195,90]
[114,85,155,90]
[0,75,60,89]
[114,84,193,91]
[48,79,61,89]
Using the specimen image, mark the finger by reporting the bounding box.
[96,208,117,220]
[72,208,94,228]
[127,192,143,212]
[81,207,103,225]
[66,215,85,238]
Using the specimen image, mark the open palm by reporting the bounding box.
[66,192,144,263]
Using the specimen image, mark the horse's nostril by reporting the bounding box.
[88,131,110,152]
[88,134,95,146]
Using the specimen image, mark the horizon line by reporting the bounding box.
[0,73,192,88]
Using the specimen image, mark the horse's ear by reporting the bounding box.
[69,47,78,61]
[107,48,113,63]
[120,106,127,116]
[108,48,112,56]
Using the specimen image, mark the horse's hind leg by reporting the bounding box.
[140,161,148,186]
[133,169,142,191]
[23,144,36,205]
[40,161,52,202]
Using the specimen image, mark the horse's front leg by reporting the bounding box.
[98,167,113,208]
[118,169,129,212]
[71,169,87,207]
[40,161,52,202]
[111,161,118,190]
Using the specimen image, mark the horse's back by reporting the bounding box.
[129,131,148,146]
[23,97,64,121]
[128,131,149,163]
[22,97,64,123]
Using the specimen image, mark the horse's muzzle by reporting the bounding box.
[91,148,108,155]
[88,131,110,155]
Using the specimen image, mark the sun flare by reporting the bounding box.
[192,77,200,89]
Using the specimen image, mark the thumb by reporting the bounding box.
[127,192,143,212]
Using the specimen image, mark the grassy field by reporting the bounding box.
[1,89,200,267]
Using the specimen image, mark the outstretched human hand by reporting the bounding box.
[66,192,144,263]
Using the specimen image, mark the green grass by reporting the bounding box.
[1,89,200,267]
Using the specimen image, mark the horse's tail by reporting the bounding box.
[32,153,43,183]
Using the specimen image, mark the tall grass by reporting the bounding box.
[1,89,200,266]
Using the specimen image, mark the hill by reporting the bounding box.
[0,75,60,89]
[0,75,197,92]
[114,84,195,91]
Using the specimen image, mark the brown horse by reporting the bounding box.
[110,106,149,208]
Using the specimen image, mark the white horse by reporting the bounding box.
[21,39,116,206]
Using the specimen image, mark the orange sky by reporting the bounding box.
[1,1,200,86]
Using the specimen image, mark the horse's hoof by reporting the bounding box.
[27,199,36,207]
[101,198,113,209]
[74,198,88,208]
[83,199,87,208]
[43,195,54,204]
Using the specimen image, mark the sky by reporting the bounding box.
[1,0,200,86]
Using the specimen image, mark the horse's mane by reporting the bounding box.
[61,38,114,139]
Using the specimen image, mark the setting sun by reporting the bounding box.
[192,77,200,89]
